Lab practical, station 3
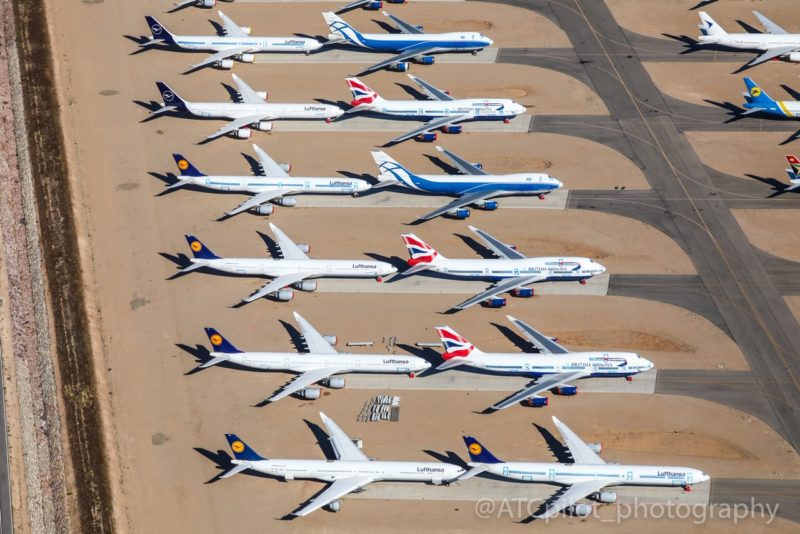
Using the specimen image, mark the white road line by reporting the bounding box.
[294,189,568,209]
[254,48,499,64]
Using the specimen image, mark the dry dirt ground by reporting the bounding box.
[732,209,800,263]
[687,131,797,180]
[42,0,798,532]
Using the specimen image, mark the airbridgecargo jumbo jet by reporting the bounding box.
[400,226,606,310]
[140,14,322,72]
[218,412,465,517]
[697,11,800,68]
[434,316,653,411]
[148,74,343,140]
[196,312,430,403]
[459,417,710,519]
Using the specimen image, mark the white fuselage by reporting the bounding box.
[185,101,343,121]
[427,256,606,282]
[366,98,525,120]
[699,33,800,52]
[173,35,322,53]
[211,351,431,374]
[234,458,465,484]
[457,351,652,378]
[180,174,370,195]
[191,257,396,278]
[479,461,709,488]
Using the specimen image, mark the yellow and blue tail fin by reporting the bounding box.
[185,235,220,260]
[204,328,241,354]
[225,434,265,461]
[463,436,503,464]
[173,154,205,177]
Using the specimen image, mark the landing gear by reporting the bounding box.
[503,118,510,124]
[376,276,383,283]
[683,485,692,492]
[538,194,545,200]
[626,376,633,382]
[472,50,478,56]
[580,279,587,285]
[408,372,416,378]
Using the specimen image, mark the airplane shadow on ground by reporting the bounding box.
[744,174,800,197]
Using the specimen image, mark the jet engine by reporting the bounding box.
[570,504,592,517]
[326,500,341,512]
[239,26,252,35]
[256,91,268,100]
[473,200,498,211]
[445,208,470,219]
[200,0,216,7]
[323,335,338,346]
[273,289,293,301]
[322,377,346,389]
[236,53,255,63]
[441,125,462,134]
[217,59,234,70]
[250,204,274,215]
[789,52,800,62]
[293,281,317,292]
[388,62,410,72]
[594,491,616,503]
[253,121,273,132]
[232,128,251,139]
[298,387,321,400]
[553,385,578,396]
[511,288,533,298]
[417,55,434,65]
[295,243,310,253]
[275,197,296,207]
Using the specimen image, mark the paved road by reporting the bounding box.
[711,478,800,523]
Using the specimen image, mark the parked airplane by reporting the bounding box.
[337,0,405,14]
[141,14,322,72]
[150,74,343,140]
[169,0,234,13]
[400,227,606,310]
[740,77,800,118]
[323,11,492,75]
[220,412,465,516]
[176,223,396,304]
[697,11,800,68]
[371,147,563,221]
[460,417,710,519]
[343,76,525,145]
[434,316,653,411]
[167,145,370,217]
[784,154,800,191]
[198,313,430,403]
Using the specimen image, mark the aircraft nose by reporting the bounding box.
[332,107,344,117]
[552,177,564,189]
[486,37,494,46]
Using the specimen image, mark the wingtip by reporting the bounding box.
[292,310,303,321]
[434,145,444,152]
[467,225,478,232]
[505,314,518,323]
[268,221,278,231]
[551,415,561,424]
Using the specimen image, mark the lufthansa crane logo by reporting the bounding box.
[177,159,189,171]
[468,443,482,455]
[231,441,245,453]
[750,86,762,97]
[190,241,202,252]
[162,91,174,102]
[210,334,223,346]
[151,24,162,35]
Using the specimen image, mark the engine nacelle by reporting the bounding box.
[326,500,341,512]
[217,58,234,70]
[511,287,534,298]
[323,335,338,346]
[441,125,462,134]
[251,204,274,216]
[201,0,216,7]
[322,377,346,389]
[279,163,291,173]
[298,387,320,400]
[789,52,800,62]
[586,442,602,454]
[417,132,438,142]
[274,289,293,302]
[570,504,592,517]
[431,478,443,486]
[417,55,434,65]
[293,281,317,292]
[282,473,295,481]
[484,297,507,308]
[256,91,268,101]
[232,128,252,139]
[553,385,578,396]
[524,397,549,407]
[275,196,296,207]
[240,26,252,36]
[594,491,616,504]
[236,53,255,63]
[295,243,310,254]
[445,208,470,219]
[388,61,410,72]
[474,200,498,211]
[253,121,273,132]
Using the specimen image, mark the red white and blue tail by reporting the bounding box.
[345,77,384,110]
[435,326,481,370]
[401,233,445,269]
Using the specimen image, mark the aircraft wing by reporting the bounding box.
[320,412,371,461]
[506,315,569,354]
[292,476,374,517]
[409,75,455,101]
[225,190,284,217]
[435,146,487,175]
[190,47,252,71]
[358,45,440,75]
[218,10,250,38]
[268,367,343,402]
[383,11,425,34]
[205,114,276,140]
[293,312,337,354]
[269,223,310,260]
[231,73,267,104]
[171,0,198,9]
[451,274,546,311]
[242,272,308,303]
[489,371,589,411]
[457,464,490,481]
[469,226,526,260]
[752,10,788,34]
[387,114,471,145]
[746,45,799,67]
[537,479,610,519]
[416,189,510,221]
[252,143,289,177]
[553,416,606,465]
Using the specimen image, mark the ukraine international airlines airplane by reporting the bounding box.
[697,11,800,68]
[460,417,710,519]
[176,223,396,304]
[323,11,492,75]
[149,74,343,140]
[344,76,525,145]
[141,14,322,72]
[435,316,653,411]
[371,147,562,221]
[198,312,430,403]
[167,145,370,217]
[400,226,606,310]
[220,412,465,517]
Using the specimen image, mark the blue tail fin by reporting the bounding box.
[205,328,242,353]
[225,434,265,461]
[743,78,775,106]
[145,16,177,46]
[463,436,503,464]
[185,235,220,260]
[173,154,205,177]
[156,82,188,112]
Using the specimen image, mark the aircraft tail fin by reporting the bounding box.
[435,326,481,361]
[698,11,727,37]
[144,16,178,45]
[156,81,189,112]
[345,77,385,110]
[225,434,265,461]
[401,233,445,268]
[743,78,776,107]
[185,235,220,260]
[173,154,206,177]
[205,328,242,354]
[322,11,365,45]
[370,151,419,187]
[786,155,800,182]
[463,436,503,464]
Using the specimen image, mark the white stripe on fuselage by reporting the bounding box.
[181,175,365,194]
[236,459,464,483]
[455,351,649,376]
[369,98,520,119]
[429,257,604,280]
[212,351,429,373]
[173,35,320,52]
[482,462,706,487]
[192,258,392,278]
[185,102,341,120]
